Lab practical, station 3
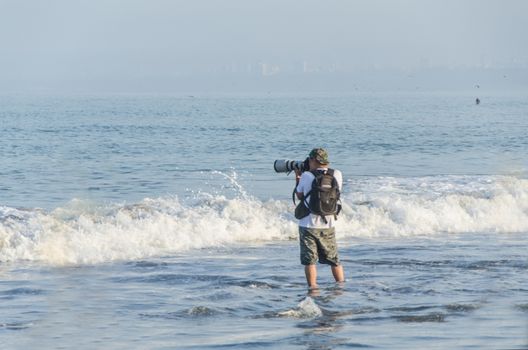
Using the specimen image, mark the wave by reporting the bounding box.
[0,194,295,265]
[340,175,528,237]
[1,175,527,265]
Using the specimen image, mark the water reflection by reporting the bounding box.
[293,284,362,350]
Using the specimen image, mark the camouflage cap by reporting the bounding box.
[309,148,329,164]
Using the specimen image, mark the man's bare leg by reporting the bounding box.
[331,264,345,282]
[304,264,318,288]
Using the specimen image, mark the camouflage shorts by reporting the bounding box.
[298,226,340,266]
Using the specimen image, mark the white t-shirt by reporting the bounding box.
[296,168,343,228]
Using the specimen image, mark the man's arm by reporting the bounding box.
[295,169,304,200]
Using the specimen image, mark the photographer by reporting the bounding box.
[294,148,345,289]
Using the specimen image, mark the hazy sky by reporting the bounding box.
[1,0,527,91]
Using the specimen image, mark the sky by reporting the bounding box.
[1,0,527,92]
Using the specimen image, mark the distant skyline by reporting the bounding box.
[181,58,528,77]
[1,0,527,93]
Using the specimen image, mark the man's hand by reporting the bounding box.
[294,169,302,185]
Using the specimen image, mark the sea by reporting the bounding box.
[1,91,527,349]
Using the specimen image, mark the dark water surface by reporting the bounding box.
[2,233,527,349]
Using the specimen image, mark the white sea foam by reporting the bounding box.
[0,194,296,265]
[278,297,323,318]
[339,175,528,237]
[1,175,527,265]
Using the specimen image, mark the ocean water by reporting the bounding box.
[1,91,527,349]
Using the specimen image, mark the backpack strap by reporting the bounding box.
[326,168,341,220]
[335,202,342,220]
[323,168,340,222]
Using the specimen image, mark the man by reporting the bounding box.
[295,148,345,289]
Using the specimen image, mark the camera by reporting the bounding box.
[273,158,309,173]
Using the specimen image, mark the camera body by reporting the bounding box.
[273,158,310,173]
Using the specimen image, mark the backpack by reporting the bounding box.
[305,169,341,223]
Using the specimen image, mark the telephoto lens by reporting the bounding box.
[273,159,307,173]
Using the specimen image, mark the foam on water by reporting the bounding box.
[340,175,528,237]
[0,194,295,265]
[1,175,527,265]
[278,297,323,319]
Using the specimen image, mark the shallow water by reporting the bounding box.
[1,234,527,349]
[1,91,527,348]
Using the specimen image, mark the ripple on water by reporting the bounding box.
[126,260,169,269]
[393,313,446,323]
[0,321,33,331]
[385,303,480,323]
[0,288,45,300]
[186,306,221,317]
[387,305,438,312]
[140,306,222,320]
[444,303,481,313]
[515,304,528,312]
[113,273,280,291]
[223,279,279,289]
[113,273,230,285]
[0,288,45,296]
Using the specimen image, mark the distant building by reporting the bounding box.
[260,63,280,76]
